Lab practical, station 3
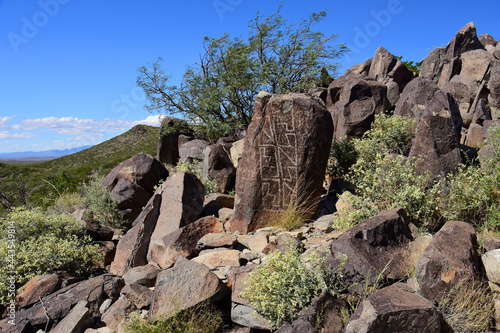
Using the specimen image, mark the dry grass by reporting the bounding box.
[438,276,495,333]
[271,187,318,231]
[124,302,223,333]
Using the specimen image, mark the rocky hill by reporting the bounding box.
[2,22,500,333]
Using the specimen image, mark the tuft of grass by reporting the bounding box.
[438,276,495,332]
[53,192,85,214]
[124,302,223,333]
[271,184,319,231]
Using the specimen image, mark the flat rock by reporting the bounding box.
[193,249,241,267]
[122,264,161,287]
[0,275,123,333]
[482,249,500,284]
[16,274,61,309]
[101,296,137,331]
[51,300,91,333]
[247,232,270,253]
[345,283,447,333]
[120,283,153,309]
[196,233,238,250]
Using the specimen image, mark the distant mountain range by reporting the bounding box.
[0,145,93,161]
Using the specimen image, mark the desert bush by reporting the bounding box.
[240,247,345,330]
[435,122,500,231]
[0,207,100,304]
[332,192,377,231]
[334,114,440,229]
[327,138,358,179]
[438,276,495,332]
[53,192,85,214]
[82,175,123,228]
[351,154,438,227]
[176,160,218,195]
[124,302,223,333]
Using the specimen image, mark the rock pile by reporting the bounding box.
[2,22,500,333]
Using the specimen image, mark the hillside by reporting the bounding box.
[0,125,159,211]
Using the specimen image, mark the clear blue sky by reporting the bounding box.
[0,0,498,153]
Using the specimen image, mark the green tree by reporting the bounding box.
[137,5,347,141]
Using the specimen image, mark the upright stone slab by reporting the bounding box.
[148,171,205,248]
[157,117,193,165]
[231,92,333,234]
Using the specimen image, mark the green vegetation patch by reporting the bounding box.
[0,207,100,304]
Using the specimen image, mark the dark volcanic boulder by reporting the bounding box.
[420,22,484,88]
[179,139,210,163]
[345,283,447,333]
[327,76,390,139]
[110,190,162,276]
[327,208,413,294]
[102,153,168,222]
[103,153,168,194]
[231,92,333,234]
[202,143,237,194]
[110,172,204,276]
[151,256,228,318]
[0,275,123,333]
[276,291,344,333]
[416,221,480,303]
[489,60,500,109]
[408,102,462,181]
[368,46,413,90]
[148,171,205,249]
[157,117,193,165]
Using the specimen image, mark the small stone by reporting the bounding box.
[247,233,269,253]
[100,298,113,315]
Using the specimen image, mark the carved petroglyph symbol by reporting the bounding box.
[258,105,299,211]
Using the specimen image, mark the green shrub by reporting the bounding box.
[327,138,358,179]
[124,302,223,333]
[355,113,415,160]
[240,247,345,330]
[351,154,438,228]
[332,192,378,231]
[82,175,123,228]
[334,114,440,230]
[434,122,500,231]
[0,207,100,304]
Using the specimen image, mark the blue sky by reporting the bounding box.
[0,0,498,153]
